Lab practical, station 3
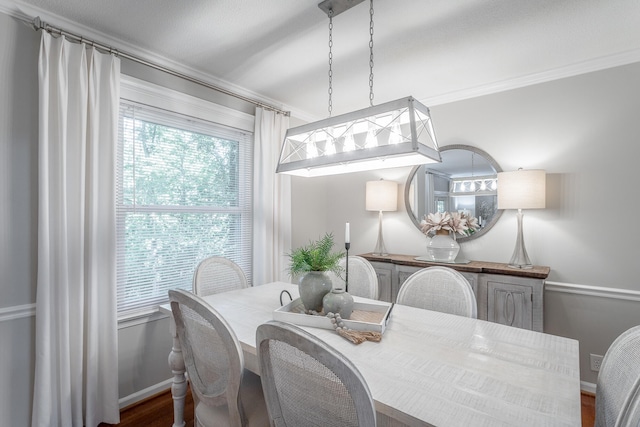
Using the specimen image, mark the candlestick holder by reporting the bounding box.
[345,242,350,293]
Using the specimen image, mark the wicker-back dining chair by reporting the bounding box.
[595,325,640,427]
[327,255,379,300]
[169,289,268,427]
[193,256,248,297]
[256,320,377,427]
[396,266,477,318]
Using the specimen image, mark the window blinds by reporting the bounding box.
[116,101,253,316]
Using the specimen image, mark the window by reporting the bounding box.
[116,99,253,317]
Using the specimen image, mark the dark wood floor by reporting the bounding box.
[582,391,596,427]
[102,387,596,427]
[100,387,194,427]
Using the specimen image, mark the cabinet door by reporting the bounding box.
[397,266,421,290]
[369,262,393,303]
[459,272,477,296]
[487,280,533,330]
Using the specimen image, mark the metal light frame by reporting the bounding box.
[276,96,441,177]
[276,0,441,177]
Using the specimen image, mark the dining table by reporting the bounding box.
[159,281,581,427]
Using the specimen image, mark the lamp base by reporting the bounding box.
[372,211,389,256]
[508,262,534,270]
[508,209,533,269]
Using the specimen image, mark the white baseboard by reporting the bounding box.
[119,378,173,409]
[581,381,596,395]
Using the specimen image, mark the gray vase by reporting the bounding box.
[298,271,332,312]
[322,287,354,319]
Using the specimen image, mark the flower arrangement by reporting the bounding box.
[420,211,480,237]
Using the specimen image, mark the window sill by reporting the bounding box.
[118,306,169,330]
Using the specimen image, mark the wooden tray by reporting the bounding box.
[273,298,392,333]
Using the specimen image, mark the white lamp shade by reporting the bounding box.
[366,180,398,212]
[497,169,546,210]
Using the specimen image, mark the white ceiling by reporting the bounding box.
[5,0,640,119]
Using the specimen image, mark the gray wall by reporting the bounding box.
[291,61,640,386]
[0,12,39,427]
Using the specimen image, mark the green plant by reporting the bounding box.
[288,233,344,276]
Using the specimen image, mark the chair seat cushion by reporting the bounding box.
[195,369,269,427]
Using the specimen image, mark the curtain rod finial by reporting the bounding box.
[32,16,42,31]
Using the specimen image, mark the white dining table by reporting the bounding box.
[160,281,581,427]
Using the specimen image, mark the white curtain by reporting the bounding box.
[253,108,291,285]
[32,32,120,427]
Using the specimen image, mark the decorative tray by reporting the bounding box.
[273,298,392,334]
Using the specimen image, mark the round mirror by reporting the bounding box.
[405,144,503,243]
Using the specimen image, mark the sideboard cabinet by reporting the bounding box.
[361,253,549,332]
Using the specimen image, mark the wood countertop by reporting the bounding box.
[360,253,551,279]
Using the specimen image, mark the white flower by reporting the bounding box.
[462,212,479,232]
[420,212,452,234]
[449,212,468,236]
[420,211,479,236]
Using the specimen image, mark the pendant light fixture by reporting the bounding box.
[276,0,441,177]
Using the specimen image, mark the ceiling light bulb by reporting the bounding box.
[307,133,318,159]
[365,121,378,148]
[343,127,355,152]
[325,136,336,155]
[389,121,402,145]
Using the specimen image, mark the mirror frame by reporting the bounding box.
[404,144,503,243]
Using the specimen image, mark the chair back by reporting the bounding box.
[169,289,246,426]
[328,256,379,299]
[396,266,477,318]
[193,256,248,296]
[595,325,640,427]
[256,321,376,427]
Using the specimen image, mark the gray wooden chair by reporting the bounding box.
[327,255,379,300]
[396,266,477,318]
[595,325,640,427]
[193,256,248,297]
[169,289,268,427]
[256,320,377,427]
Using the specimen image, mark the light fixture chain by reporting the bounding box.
[328,10,333,116]
[369,0,374,107]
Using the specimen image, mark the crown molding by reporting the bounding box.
[422,48,640,107]
[0,0,289,115]
[3,0,639,122]
[292,47,640,121]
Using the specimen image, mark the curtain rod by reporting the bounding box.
[30,16,290,116]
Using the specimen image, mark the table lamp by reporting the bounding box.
[497,169,546,269]
[366,179,398,256]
